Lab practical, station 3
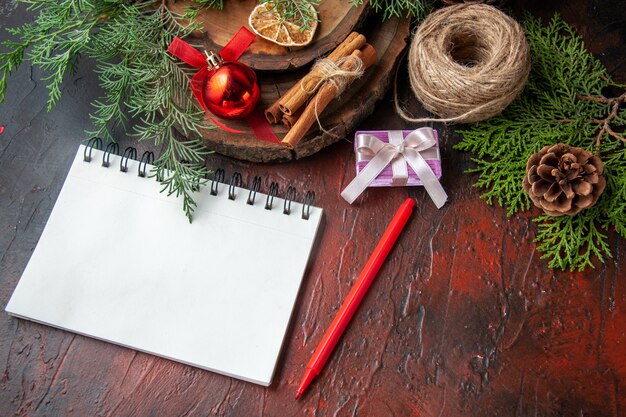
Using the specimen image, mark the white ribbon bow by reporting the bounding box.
[341,128,448,208]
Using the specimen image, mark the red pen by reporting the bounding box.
[295,197,415,398]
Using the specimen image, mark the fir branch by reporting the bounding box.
[86,1,212,221]
[454,14,626,271]
[260,0,320,31]
[89,58,131,142]
[575,92,626,145]
[151,130,210,223]
[350,0,432,20]
[0,42,28,101]
[1,0,214,221]
[534,210,611,271]
[161,0,225,20]
[468,157,530,215]
[192,0,224,10]
[0,0,121,110]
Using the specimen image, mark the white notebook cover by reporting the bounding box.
[6,145,323,386]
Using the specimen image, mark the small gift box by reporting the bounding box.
[341,127,447,208]
[354,129,442,187]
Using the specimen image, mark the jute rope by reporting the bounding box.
[301,56,365,96]
[396,3,531,124]
[305,56,365,136]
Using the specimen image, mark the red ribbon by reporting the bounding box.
[220,27,256,62]
[168,27,280,143]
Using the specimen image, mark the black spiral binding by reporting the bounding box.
[283,186,296,215]
[199,176,312,219]
[83,137,103,162]
[265,182,279,210]
[82,152,317,219]
[120,147,137,173]
[138,151,154,177]
[102,143,119,167]
[210,168,225,195]
[247,176,262,205]
[228,172,242,200]
[302,191,315,220]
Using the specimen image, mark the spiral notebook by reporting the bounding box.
[6,142,323,386]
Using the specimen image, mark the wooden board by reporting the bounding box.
[167,0,370,71]
[179,15,411,163]
[3,3,626,417]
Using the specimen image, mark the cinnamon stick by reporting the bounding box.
[265,101,283,124]
[301,33,366,92]
[264,33,365,125]
[265,83,303,124]
[278,32,367,116]
[265,33,367,126]
[282,44,378,148]
[281,107,303,129]
[326,31,361,61]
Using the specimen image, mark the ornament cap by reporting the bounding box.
[205,51,223,69]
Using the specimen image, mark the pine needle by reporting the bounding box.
[455,14,626,271]
[0,0,217,222]
[350,0,432,20]
[260,0,321,32]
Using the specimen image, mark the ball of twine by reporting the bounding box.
[398,3,531,124]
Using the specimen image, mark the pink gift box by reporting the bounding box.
[354,130,442,187]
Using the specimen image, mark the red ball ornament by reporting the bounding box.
[201,51,260,119]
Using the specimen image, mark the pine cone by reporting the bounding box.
[522,144,606,216]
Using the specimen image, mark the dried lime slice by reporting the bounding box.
[248,2,318,47]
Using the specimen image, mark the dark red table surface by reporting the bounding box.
[1,1,624,416]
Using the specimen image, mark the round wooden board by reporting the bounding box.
[168,0,370,71]
[183,15,411,163]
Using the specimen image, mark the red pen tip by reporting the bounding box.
[295,368,317,399]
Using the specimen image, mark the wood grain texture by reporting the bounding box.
[1,2,625,417]
[176,16,410,163]
[167,0,370,71]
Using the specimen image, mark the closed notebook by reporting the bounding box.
[6,143,323,386]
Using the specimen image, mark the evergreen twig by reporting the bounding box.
[454,14,626,271]
[260,0,320,32]
[88,1,212,222]
[0,0,216,222]
[350,0,432,20]
[193,0,224,10]
[1,0,118,110]
[2,0,434,221]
